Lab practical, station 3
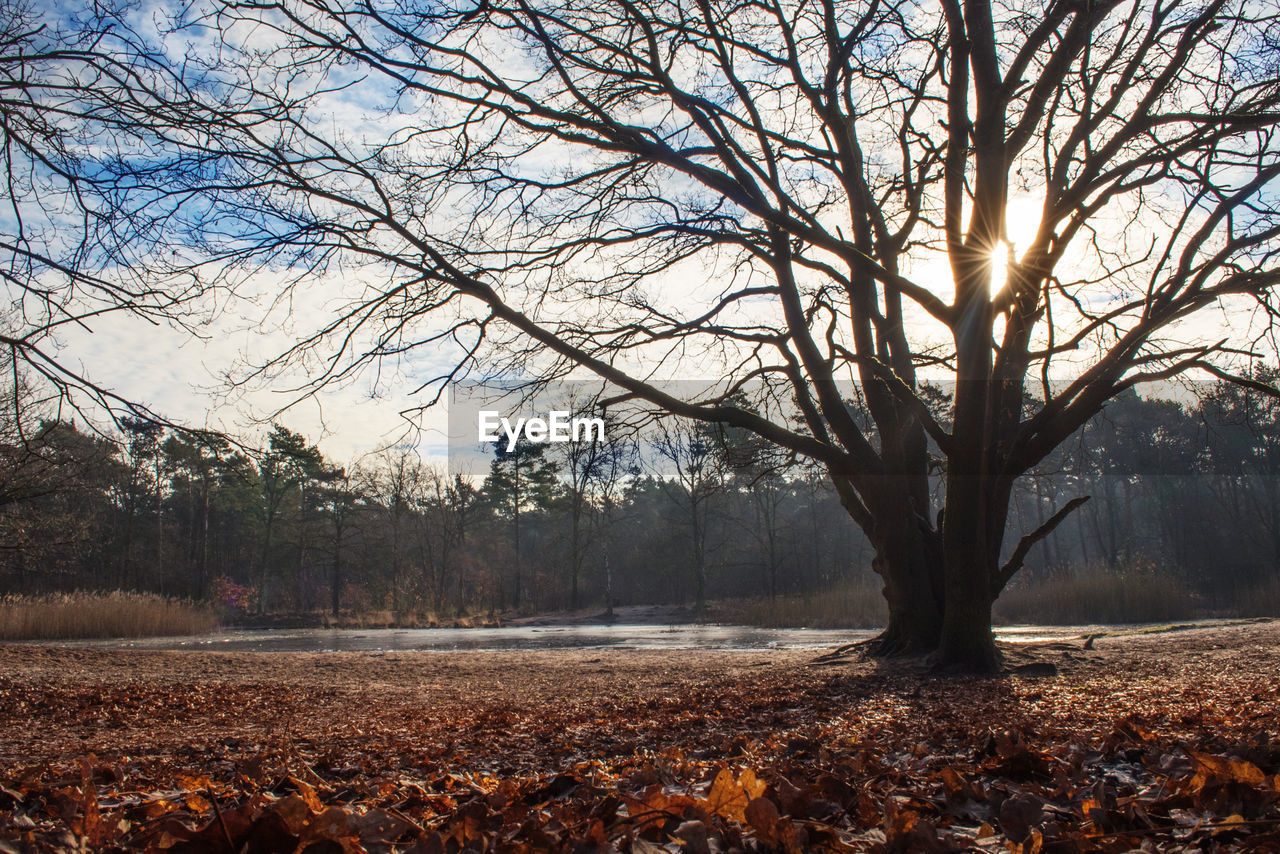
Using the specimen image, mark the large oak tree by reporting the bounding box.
[70,0,1280,668]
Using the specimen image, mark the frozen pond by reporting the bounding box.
[49,623,1090,652]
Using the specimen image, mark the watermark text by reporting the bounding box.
[478,410,606,451]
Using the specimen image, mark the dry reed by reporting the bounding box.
[0,591,218,640]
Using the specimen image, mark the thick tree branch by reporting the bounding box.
[995,495,1091,593]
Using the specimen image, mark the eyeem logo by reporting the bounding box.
[479,411,606,451]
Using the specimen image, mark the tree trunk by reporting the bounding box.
[936,583,998,670]
[258,519,274,615]
[331,534,342,618]
[570,496,583,610]
[155,456,164,591]
[691,493,707,612]
[512,458,522,610]
[847,471,1009,673]
[604,551,613,619]
[836,463,945,657]
[936,469,1001,672]
[199,476,210,600]
[296,481,307,611]
[936,548,999,672]
[866,510,945,656]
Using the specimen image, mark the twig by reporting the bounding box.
[384,804,431,837]
[207,787,235,854]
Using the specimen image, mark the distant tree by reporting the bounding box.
[365,449,425,610]
[653,420,735,611]
[0,358,87,513]
[718,406,800,601]
[116,418,165,587]
[1198,369,1280,583]
[317,463,357,616]
[483,440,560,608]
[0,421,120,591]
[162,433,235,598]
[740,465,795,602]
[414,468,479,612]
[254,425,323,611]
[554,409,635,610]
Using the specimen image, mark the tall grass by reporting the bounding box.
[0,591,218,640]
[993,568,1197,625]
[1217,576,1280,618]
[721,578,888,628]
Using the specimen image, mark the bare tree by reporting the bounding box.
[78,0,1280,668]
[366,447,423,610]
[0,0,205,428]
[553,404,634,610]
[653,419,733,611]
[318,462,356,617]
[587,426,636,618]
[412,466,477,613]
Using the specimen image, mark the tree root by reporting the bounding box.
[866,627,939,658]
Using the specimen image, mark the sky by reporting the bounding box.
[10,0,1277,468]
[55,287,455,464]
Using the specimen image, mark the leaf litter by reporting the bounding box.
[1,621,1279,852]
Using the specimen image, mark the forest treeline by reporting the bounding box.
[0,375,1277,621]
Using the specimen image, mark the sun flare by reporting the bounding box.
[989,195,1045,295]
[989,240,1012,295]
[1004,195,1045,252]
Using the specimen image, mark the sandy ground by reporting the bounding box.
[1,619,1277,774]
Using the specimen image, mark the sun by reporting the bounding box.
[1004,195,1045,253]
[989,240,1014,295]
[990,195,1045,295]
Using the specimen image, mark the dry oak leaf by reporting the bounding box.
[1187,751,1268,792]
[702,768,766,823]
